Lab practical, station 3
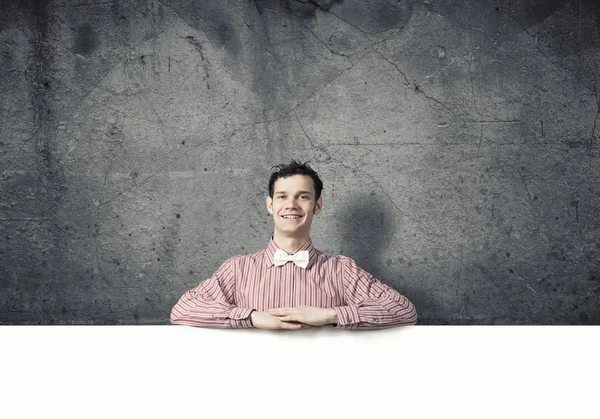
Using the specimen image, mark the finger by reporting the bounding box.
[276,315,297,322]
[268,308,291,315]
[280,322,303,330]
[270,311,299,319]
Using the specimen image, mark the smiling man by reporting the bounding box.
[170,160,417,329]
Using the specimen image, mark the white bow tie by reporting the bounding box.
[273,249,309,269]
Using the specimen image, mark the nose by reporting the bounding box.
[284,197,298,209]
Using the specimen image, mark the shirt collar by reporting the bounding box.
[264,236,317,269]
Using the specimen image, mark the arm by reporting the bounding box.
[332,257,417,329]
[170,258,254,328]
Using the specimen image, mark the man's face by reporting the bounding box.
[266,175,323,237]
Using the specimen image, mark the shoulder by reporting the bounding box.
[312,249,356,267]
[318,252,371,277]
[220,249,264,267]
[314,248,355,263]
[334,254,357,265]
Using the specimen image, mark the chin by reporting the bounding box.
[276,223,305,231]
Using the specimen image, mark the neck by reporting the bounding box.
[272,231,311,254]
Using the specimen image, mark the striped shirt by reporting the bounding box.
[170,237,417,329]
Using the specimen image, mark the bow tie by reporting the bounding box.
[273,249,309,269]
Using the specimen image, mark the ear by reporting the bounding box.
[266,195,273,215]
[313,196,323,214]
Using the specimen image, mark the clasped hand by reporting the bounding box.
[250,305,338,330]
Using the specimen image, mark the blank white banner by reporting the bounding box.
[1,326,598,419]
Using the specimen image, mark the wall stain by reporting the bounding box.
[73,24,99,56]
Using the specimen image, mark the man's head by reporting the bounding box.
[268,160,323,201]
[266,160,324,239]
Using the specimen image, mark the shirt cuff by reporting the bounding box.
[333,305,360,329]
[229,307,255,329]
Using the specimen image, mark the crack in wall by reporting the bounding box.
[251,3,286,68]
[183,35,212,90]
[467,35,484,118]
[98,126,227,207]
[590,83,600,145]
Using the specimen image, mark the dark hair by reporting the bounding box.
[268,160,324,200]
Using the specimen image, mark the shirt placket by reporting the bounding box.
[289,262,296,308]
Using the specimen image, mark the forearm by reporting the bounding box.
[357,295,418,328]
[333,296,417,329]
[170,290,254,328]
[324,308,339,325]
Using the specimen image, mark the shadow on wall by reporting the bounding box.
[337,194,434,324]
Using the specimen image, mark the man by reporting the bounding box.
[170,160,417,329]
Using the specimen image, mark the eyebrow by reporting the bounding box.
[274,191,313,195]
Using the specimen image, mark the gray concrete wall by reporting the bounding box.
[1,0,598,325]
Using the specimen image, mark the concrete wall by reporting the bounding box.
[1,0,599,324]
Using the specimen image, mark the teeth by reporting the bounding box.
[282,215,301,219]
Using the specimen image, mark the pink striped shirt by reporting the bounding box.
[170,237,417,329]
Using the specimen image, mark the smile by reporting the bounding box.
[281,215,302,219]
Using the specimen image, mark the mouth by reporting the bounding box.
[281,214,303,220]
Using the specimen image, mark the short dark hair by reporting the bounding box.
[268,160,324,200]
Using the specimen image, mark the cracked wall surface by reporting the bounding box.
[1,0,599,325]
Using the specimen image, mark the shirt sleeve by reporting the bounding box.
[170,257,254,328]
[332,257,418,329]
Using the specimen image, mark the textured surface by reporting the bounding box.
[1,0,599,325]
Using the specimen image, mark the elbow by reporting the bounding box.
[395,296,417,326]
[380,295,418,326]
[408,311,418,326]
[405,299,417,325]
[170,305,186,325]
[170,290,196,325]
[170,308,179,325]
